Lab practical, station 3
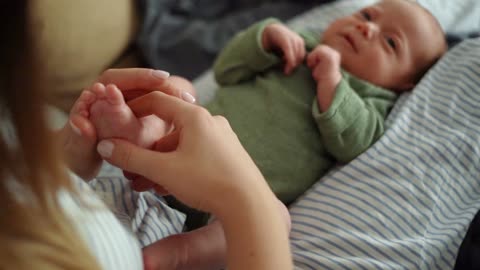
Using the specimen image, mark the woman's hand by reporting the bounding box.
[96,91,271,214]
[60,68,191,180]
[96,91,293,270]
[262,23,306,75]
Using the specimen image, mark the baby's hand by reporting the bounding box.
[262,23,306,75]
[307,45,342,111]
[307,44,342,84]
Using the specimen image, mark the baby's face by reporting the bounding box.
[321,0,445,91]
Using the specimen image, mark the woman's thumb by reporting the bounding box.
[97,139,158,179]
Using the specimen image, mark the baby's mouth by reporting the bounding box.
[342,33,358,53]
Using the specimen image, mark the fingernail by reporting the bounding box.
[152,70,170,79]
[181,91,196,103]
[70,121,82,136]
[97,140,114,158]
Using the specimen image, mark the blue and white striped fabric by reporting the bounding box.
[289,38,480,270]
[89,163,186,247]
[191,1,480,269]
[65,175,143,270]
[81,0,480,267]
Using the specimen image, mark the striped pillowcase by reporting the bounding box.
[289,37,480,270]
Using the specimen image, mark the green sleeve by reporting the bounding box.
[312,73,397,163]
[213,18,282,86]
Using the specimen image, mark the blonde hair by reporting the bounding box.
[0,1,100,269]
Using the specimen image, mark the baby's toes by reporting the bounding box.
[71,90,96,118]
[70,114,96,140]
[90,83,107,99]
[104,84,126,106]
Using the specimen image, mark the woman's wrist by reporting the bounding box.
[215,179,293,270]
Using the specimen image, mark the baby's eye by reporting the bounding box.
[361,11,372,21]
[386,37,396,49]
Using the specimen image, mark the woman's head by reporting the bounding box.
[0,1,100,269]
[321,0,447,92]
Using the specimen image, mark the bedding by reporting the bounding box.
[52,0,480,268]
[289,38,480,269]
[191,0,480,269]
[136,0,333,79]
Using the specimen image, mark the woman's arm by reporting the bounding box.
[97,91,293,269]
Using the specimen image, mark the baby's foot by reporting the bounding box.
[61,88,101,180]
[89,84,169,149]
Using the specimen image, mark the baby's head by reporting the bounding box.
[321,0,447,92]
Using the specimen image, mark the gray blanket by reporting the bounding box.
[136,0,336,79]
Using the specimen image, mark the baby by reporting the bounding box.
[71,0,447,268]
[204,0,446,204]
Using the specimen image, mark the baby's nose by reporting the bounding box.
[356,22,379,39]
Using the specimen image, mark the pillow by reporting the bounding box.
[418,0,480,34]
[191,1,480,268]
[287,0,480,34]
[194,0,480,103]
[290,36,480,270]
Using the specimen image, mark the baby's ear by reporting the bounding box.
[396,82,415,92]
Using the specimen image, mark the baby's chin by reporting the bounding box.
[337,63,384,87]
[321,37,349,54]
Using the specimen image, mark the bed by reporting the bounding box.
[190,1,480,269]
[56,0,480,269]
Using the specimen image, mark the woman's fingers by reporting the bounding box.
[125,170,169,195]
[152,130,180,152]
[97,68,168,89]
[127,91,198,125]
[153,186,170,196]
[96,68,185,100]
[98,129,183,188]
[124,132,180,193]
[131,177,157,192]
[97,138,175,184]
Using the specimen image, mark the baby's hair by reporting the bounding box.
[401,0,448,83]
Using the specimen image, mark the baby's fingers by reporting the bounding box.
[284,38,306,75]
[306,52,319,68]
[295,39,306,66]
[69,114,96,139]
[282,43,296,74]
[311,64,323,82]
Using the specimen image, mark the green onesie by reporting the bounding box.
[206,18,397,204]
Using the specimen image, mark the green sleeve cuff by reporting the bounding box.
[312,75,365,135]
[244,18,283,69]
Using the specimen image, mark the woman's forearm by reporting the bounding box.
[218,184,293,270]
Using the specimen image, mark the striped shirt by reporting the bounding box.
[62,174,143,270]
